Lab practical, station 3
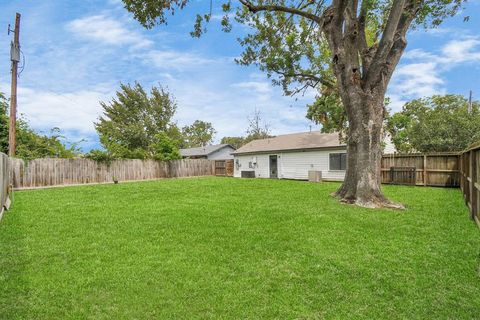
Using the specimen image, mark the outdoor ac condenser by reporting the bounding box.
[308,171,322,183]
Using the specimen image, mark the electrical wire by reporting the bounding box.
[18,49,25,76]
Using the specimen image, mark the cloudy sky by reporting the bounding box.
[0,1,479,151]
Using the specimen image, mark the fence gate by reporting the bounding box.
[389,167,417,185]
[215,160,234,177]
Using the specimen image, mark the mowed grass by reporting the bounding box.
[1,177,479,319]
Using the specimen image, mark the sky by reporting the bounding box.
[0,0,479,151]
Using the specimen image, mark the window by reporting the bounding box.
[329,153,347,170]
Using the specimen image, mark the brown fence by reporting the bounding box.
[459,143,480,224]
[381,153,460,187]
[0,153,10,219]
[214,160,234,177]
[10,158,215,189]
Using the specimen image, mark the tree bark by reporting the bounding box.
[335,91,404,209]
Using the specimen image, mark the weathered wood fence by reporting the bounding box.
[459,143,480,225]
[10,158,215,189]
[214,160,234,177]
[0,153,10,220]
[381,153,460,187]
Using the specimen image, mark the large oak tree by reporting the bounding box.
[122,0,464,208]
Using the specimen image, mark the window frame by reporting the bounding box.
[329,152,347,171]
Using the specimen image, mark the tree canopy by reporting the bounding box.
[387,95,480,153]
[95,82,181,159]
[182,120,216,148]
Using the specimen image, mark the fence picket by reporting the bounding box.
[8,158,215,189]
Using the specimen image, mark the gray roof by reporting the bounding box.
[232,132,345,155]
[180,144,234,157]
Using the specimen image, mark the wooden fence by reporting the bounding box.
[0,153,10,220]
[459,143,480,225]
[10,158,215,189]
[381,153,460,187]
[214,160,234,177]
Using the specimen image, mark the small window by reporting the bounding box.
[329,153,347,170]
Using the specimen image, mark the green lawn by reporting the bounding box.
[1,177,479,319]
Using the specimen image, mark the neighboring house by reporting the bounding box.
[232,131,395,181]
[180,144,235,160]
[383,133,397,154]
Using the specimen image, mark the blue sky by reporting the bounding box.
[0,0,479,151]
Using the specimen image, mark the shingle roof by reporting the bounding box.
[232,132,345,155]
[180,144,234,157]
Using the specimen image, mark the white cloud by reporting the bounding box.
[66,15,153,49]
[440,38,480,64]
[388,36,480,111]
[142,50,216,70]
[231,81,272,94]
[13,85,114,140]
[393,62,444,97]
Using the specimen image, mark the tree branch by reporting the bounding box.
[238,0,323,24]
[364,0,407,88]
[357,0,371,70]
[274,69,336,89]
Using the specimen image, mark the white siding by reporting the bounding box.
[279,150,346,180]
[233,154,270,178]
[383,134,396,154]
[234,149,346,181]
[208,146,235,160]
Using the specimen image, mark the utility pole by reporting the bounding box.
[468,90,473,114]
[8,13,21,157]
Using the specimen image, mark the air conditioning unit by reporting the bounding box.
[308,171,322,182]
[241,171,255,178]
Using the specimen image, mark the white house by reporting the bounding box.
[180,144,235,160]
[232,131,395,181]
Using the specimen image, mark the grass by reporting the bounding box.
[0,177,479,319]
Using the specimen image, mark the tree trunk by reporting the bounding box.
[335,93,404,209]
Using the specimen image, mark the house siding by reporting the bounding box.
[234,149,346,181]
[208,146,235,160]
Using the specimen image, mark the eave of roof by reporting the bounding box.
[232,145,346,155]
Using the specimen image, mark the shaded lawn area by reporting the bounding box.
[1,177,479,319]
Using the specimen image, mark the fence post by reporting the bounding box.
[469,151,474,218]
[423,155,427,186]
[472,150,478,220]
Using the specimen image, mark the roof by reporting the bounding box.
[180,144,234,157]
[232,132,345,155]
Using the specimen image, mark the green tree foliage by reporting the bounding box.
[220,136,246,149]
[182,120,216,148]
[306,88,346,137]
[0,93,79,160]
[150,132,182,160]
[0,93,9,153]
[95,82,181,159]
[16,126,80,160]
[387,95,480,153]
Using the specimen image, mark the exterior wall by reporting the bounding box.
[383,134,396,154]
[207,146,235,160]
[233,149,347,181]
[233,154,270,178]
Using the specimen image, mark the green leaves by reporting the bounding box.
[387,94,480,152]
[95,82,181,159]
[306,90,347,138]
[182,120,217,148]
[151,132,182,160]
